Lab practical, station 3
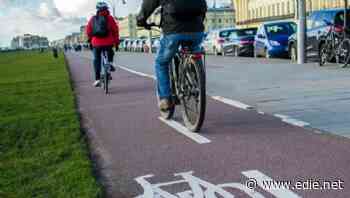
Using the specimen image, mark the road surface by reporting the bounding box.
[66,52,350,198]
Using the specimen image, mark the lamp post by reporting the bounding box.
[296,0,306,64]
[106,0,127,18]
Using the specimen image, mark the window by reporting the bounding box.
[218,19,222,23]
[265,22,296,37]
[277,3,280,16]
[228,31,238,40]
[237,28,258,36]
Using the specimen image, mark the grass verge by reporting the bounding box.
[0,51,101,198]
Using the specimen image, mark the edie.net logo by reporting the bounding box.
[134,170,345,197]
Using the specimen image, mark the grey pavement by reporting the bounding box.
[111,52,350,137]
[66,52,350,198]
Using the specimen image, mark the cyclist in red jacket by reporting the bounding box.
[86,2,120,87]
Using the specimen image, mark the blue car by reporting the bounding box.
[254,21,296,58]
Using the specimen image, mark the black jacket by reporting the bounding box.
[136,0,206,34]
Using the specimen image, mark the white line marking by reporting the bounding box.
[211,96,254,110]
[274,114,310,127]
[159,117,211,144]
[242,170,301,198]
[282,118,310,127]
[118,66,311,128]
[118,65,156,79]
[274,114,290,119]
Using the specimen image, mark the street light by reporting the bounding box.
[295,0,306,64]
[105,0,127,18]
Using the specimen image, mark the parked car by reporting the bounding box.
[122,39,130,51]
[254,21,296,58]
[222,28,257,57]
[139,39,147,52]
[202,28,236,55]
[131,39,140,52]
[288,8,350,62]
[126,40,134,51]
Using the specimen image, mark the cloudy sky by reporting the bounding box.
[0,0,232,47]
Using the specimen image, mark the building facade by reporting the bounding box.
[233,0,348,27]
[11,34,49,50]
[80,25,88,44]
[119,14,138,38]
[119,7,235,38]
[205,7,236,31]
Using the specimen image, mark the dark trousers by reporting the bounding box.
[93,46,114,80]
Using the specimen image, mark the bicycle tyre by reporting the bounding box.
[338,39,350,68]
[181,59,206,132]
[104,73,109,94]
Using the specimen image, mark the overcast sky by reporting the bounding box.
[0,0,232,47]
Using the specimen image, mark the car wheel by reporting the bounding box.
[254,49,259,58]
[265,48,271,59]
[319,43,327,67]
[214,48,218,56]
[234,47,239,57]
[290,44,297,62]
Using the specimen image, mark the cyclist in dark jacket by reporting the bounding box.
[137,0,206,111]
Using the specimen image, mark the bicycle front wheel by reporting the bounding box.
[338,39,350,68]
[181,59,206,132]
[104,73,109,94]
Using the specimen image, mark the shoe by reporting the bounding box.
[108,62,116,72]
[159,99,174,111]
[93,80,101,87]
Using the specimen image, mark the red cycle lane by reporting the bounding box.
[66,52,350,198]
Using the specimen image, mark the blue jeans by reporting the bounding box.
[155,32,205,99]
[92,46,114,80]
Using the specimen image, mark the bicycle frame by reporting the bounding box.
[101,50,110,77]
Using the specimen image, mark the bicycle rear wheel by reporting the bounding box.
[181,59,206,132]
[338,39,350,68]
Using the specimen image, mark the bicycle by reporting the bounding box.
[146,24,207,132]
[100,49,112,94]
[319,20,350,68]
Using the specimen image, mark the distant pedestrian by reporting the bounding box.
[52,47,58,58]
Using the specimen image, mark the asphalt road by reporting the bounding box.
[66,51,350,198]
[109,52,350,137]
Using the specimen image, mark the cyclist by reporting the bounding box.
[136,0,207,111]
[86,1,120,87]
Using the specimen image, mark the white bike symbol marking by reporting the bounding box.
[135,171,265,198]
[135,170,301,198]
